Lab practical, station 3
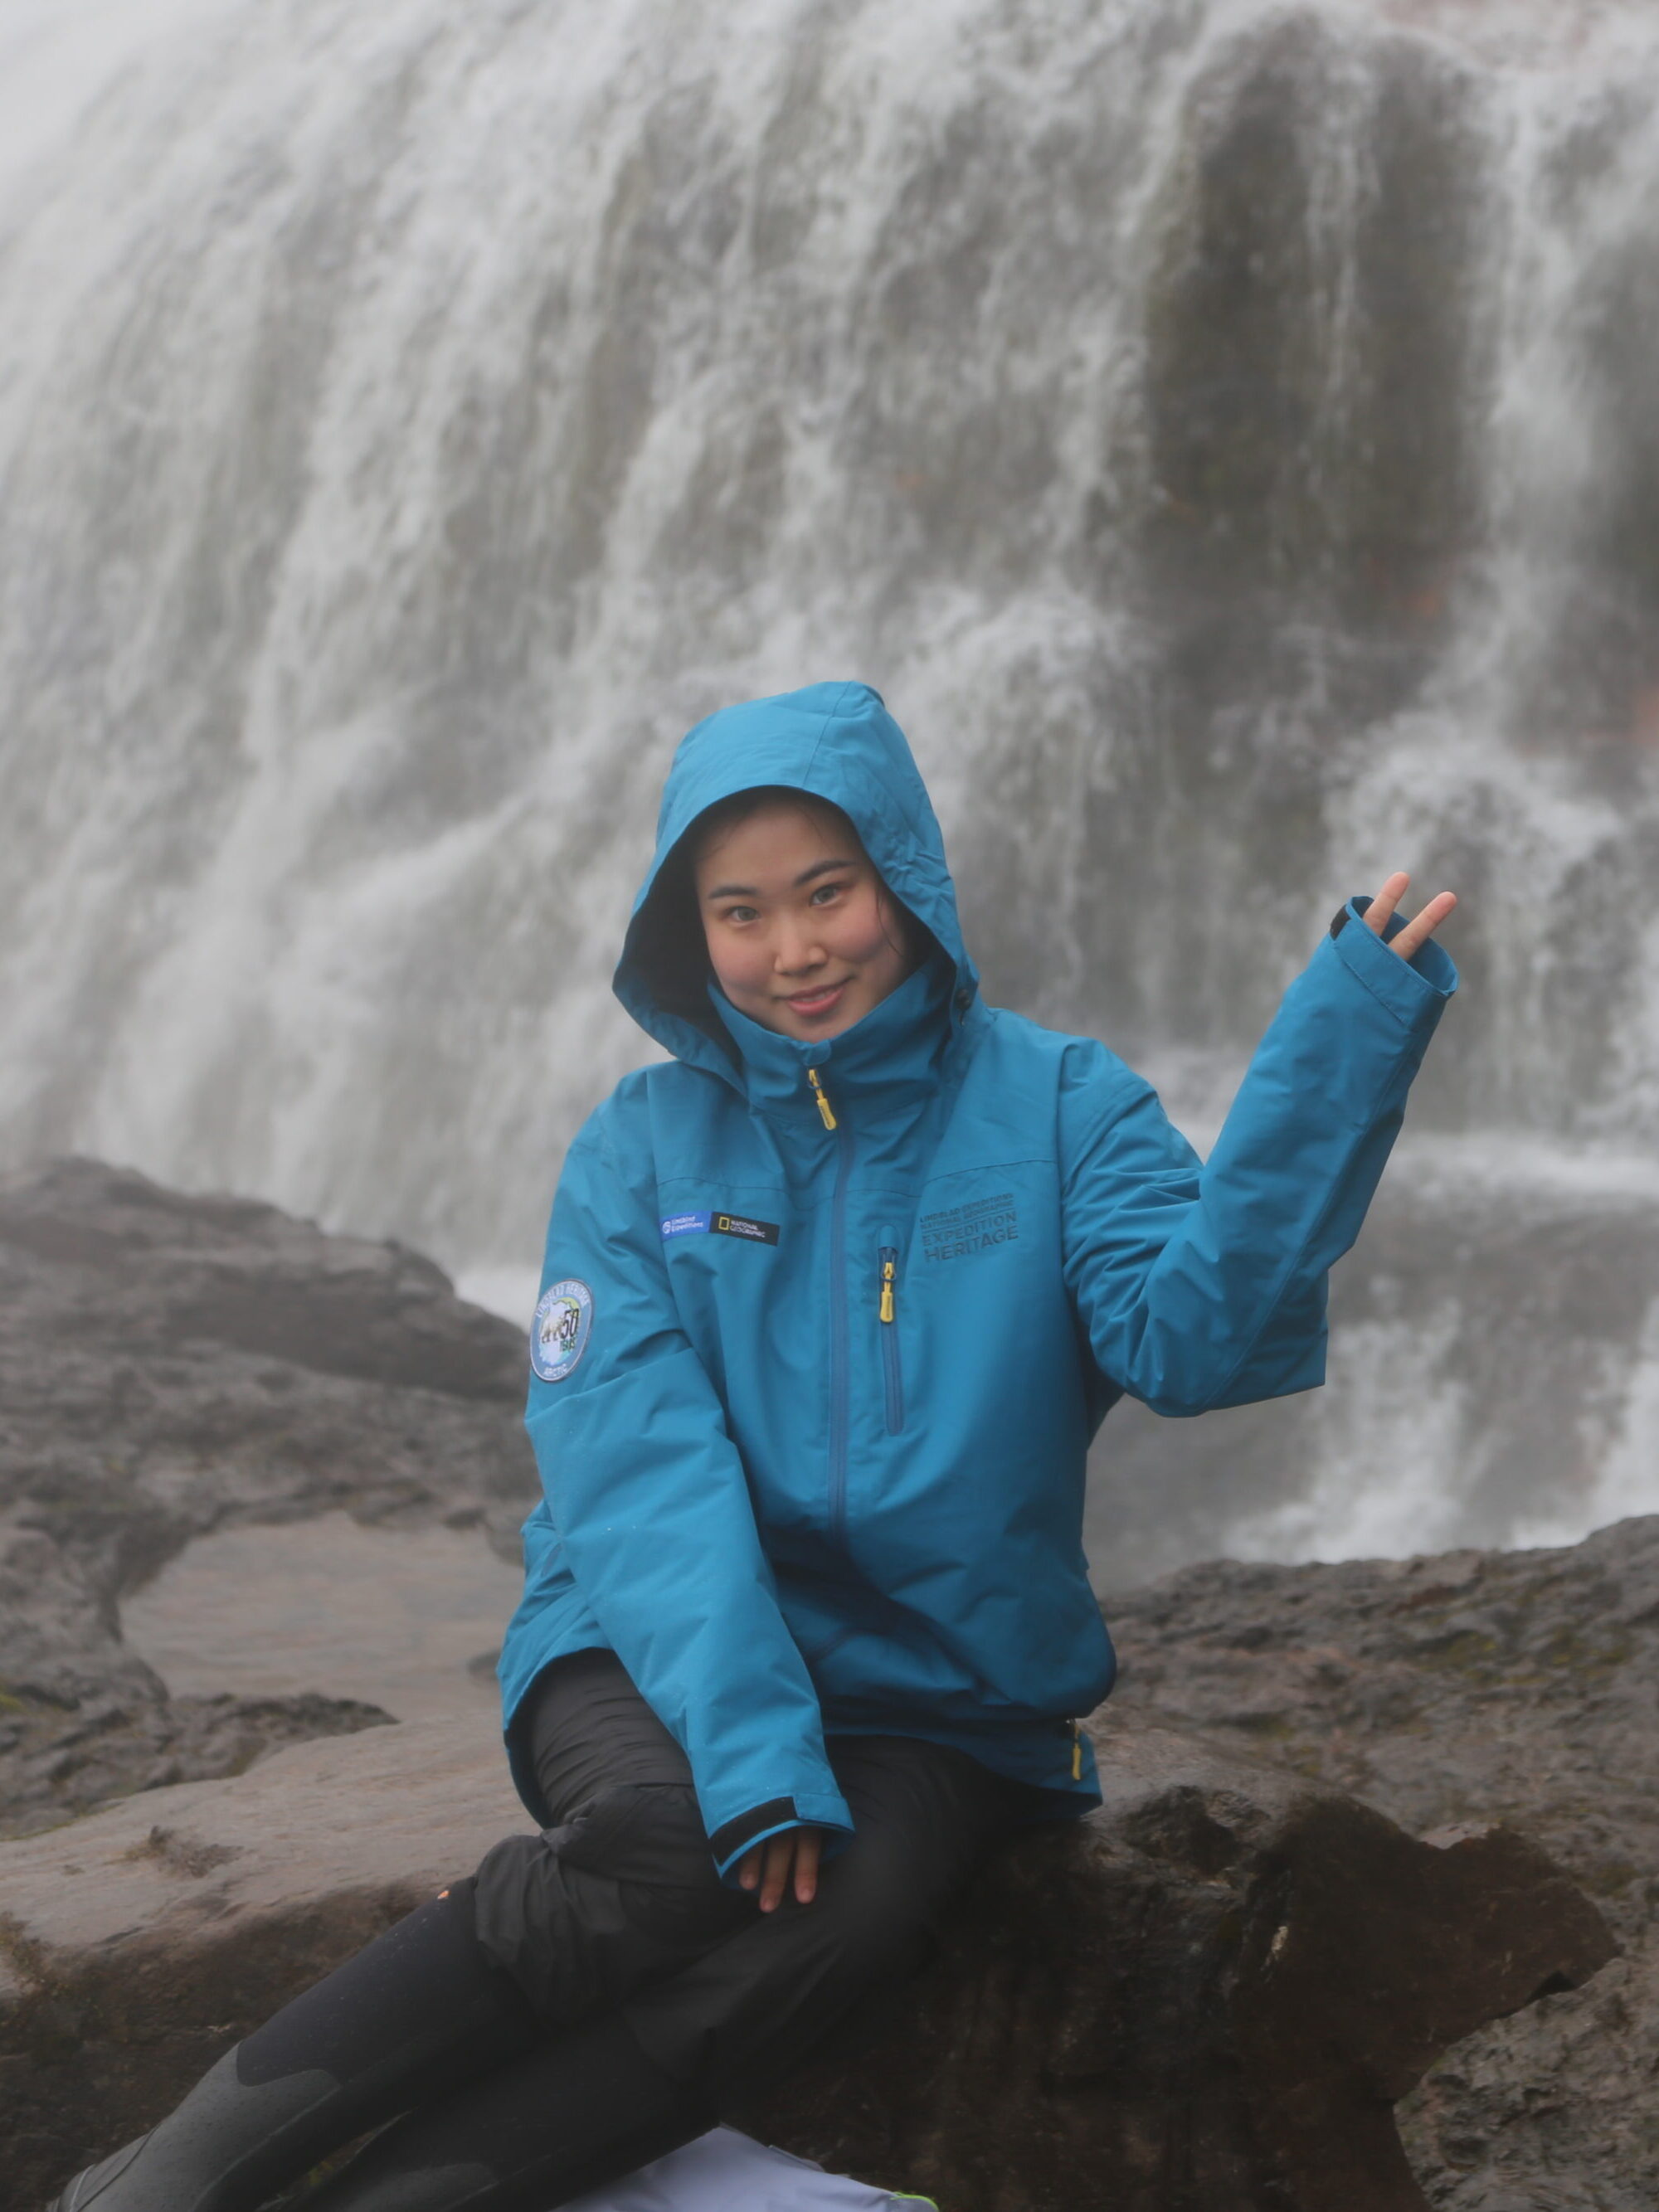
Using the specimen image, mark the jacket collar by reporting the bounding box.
[711,957,954,1129]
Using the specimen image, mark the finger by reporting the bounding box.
[738,1846,761,1893]
[759,1833,794,1913]
[1388,889,1457,963]
[1365,871,1410,936]
[794,1829,821,1906]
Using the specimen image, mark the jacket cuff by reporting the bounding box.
[709,1789,854,1884]
[1327,894,1457,1029]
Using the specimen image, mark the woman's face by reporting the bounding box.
[693,799,912,1043]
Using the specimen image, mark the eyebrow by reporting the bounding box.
[702,857,859,902]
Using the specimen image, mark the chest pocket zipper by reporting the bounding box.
[878,1240,903,1434]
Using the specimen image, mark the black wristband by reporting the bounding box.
[709,1798,800,1867]
[1329,892,1374,939]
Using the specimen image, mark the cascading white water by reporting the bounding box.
[5,0,1659,1578]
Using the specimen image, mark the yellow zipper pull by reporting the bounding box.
[806,1067,837,1130]
[879,1256,896,1324]
[1071,1720,1083,1782]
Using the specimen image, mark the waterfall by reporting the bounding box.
[5,0,1659,1575]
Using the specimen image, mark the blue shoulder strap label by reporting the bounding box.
[660,1211,712,1239]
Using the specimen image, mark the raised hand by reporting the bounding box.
[738,1824,821,1911]
[1365,871,1456,962]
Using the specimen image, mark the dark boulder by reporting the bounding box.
[1107,1518,1659,2207]
[744,1723,1612,2212]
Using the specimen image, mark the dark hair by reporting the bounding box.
[630,786,925,1027]
[688,785,857,872]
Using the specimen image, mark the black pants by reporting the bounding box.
[51,1656,1029,2210]
[469,1649,1028,2103]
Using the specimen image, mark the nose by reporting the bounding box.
[772,914,827,975]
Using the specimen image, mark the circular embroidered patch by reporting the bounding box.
[530,1278,593,1383]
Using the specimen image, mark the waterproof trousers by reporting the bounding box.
[50,1651,1025,2211]
[307,1651,1028,2205]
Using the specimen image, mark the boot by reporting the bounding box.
[46,1886,538,2212]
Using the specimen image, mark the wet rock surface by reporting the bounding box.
[0,1714,1611,2212]
[0,1158,536,1837]
[119,1514,524,1721]
[0,1719,532,2210]
[1105,1518,1659,2208]
[742,1724,1612,2212]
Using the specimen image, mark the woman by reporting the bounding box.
[52,681,1456,2210]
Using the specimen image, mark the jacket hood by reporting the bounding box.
[614,681,979,1075]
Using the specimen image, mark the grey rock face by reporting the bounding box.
[0,1158,537,1837]
[1105,1519,1659,2207]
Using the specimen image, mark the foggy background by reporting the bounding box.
[7,0,1659,1588]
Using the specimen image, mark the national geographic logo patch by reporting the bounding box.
[712,1211,779,1246]
[919,1193,1019,1264]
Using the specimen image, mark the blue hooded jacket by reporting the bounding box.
[499,681,1457,1874]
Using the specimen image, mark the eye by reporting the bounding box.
[810,879,847,905]
[722,904,759,924]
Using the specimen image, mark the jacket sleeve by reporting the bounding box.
[1060,899,1457,1417]
[524,1115,854,1876]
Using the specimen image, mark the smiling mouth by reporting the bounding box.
[781,980,850,1015]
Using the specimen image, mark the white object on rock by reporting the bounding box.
[559,2126,933,2212]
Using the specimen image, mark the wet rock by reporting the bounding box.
[0,1158,536,1837]
[1106,1517,1659,2208]
[0,1718,531,2209]
[119,1514,525,1723]
[742,1723,1612,2212]
[0,1716,1610,2212]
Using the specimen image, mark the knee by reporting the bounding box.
[556,1783,722,1894]
[470,1787,747,2003]
[481,1784,727,1906]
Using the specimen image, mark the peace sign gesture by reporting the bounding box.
[1365,872,1456,962]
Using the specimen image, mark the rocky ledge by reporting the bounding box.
[0,1709,1613,2212]
[0,1158,536,1833]
[0,1159,1652,2208]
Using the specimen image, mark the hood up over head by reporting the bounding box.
[614,681,979,1077]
